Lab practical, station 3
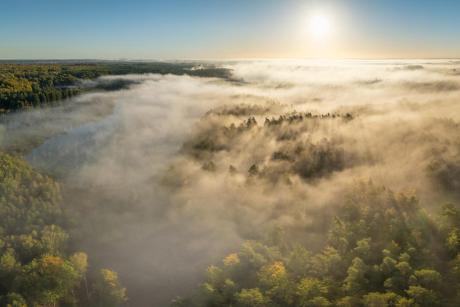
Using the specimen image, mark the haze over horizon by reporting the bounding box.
[1,0,460,60]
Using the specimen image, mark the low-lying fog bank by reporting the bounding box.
[1,60,459,306]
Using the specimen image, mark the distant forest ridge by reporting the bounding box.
[0,61,232,112]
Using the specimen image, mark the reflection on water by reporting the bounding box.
[0,92,116,155]
[27,103,120,178]
[2,75,234,306]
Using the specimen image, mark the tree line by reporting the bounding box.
[0,62,231,112]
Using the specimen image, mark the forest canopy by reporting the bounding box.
[0,152,127,306]
[168,101,460,306]
[175,182,460,307]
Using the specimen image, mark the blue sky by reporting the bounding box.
[1,0,459,59]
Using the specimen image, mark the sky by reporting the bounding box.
[0,0,459,60]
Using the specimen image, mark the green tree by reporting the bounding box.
[344,257,369,295]
[2,292,27,307]
[91,269,127,307]
[236,288,267,307]
[363,292,399,307]
[405,286,439,307]
[296,278,329,307]
[15,255,80,306]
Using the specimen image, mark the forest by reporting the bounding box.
[0,152,126,306]
[0,62,231,112]
[169,106,460,307]
[175,184,460,307]
[4,0,460,304]
[1,60,460,306]
[0,61,231,306]
[175,188,460,306]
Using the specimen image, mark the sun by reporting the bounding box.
[308,13,332,41]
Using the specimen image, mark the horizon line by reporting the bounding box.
[1,57,460,62]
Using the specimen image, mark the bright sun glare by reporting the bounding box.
[308,13,332,41]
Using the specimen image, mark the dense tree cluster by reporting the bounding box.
[183,111,359,183]
[169,102,460,306]
[0,62,231,112]
[0,152,127,306]
[0,64,86,111]
[176,182,460,306]
[205,103,283,117]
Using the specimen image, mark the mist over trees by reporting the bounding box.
[176,182,460,306]
[0,62,231,112]
[1,60,460,306]
[166,91,460,306]
[0,152,126,306]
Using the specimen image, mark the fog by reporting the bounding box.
[1,60,460,306]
